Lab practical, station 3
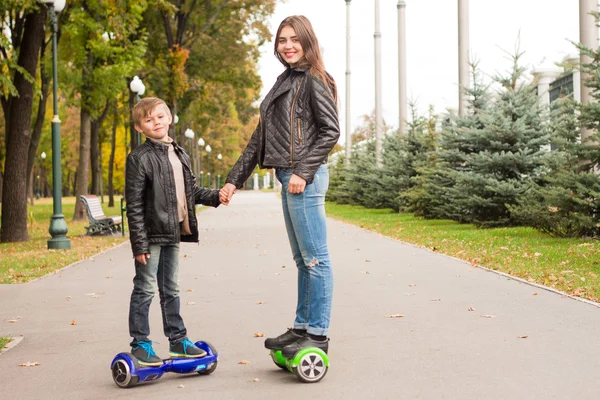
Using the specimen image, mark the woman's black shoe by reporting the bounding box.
[281,336,329,358]
[264,329,305,350]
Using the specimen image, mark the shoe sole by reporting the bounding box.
[137,360,163,367]
[168,352,207,358]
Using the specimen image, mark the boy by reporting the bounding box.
[126,97,221,366]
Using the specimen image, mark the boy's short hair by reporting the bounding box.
[132,97,171,126]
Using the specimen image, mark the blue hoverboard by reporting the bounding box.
[110,341,218,388]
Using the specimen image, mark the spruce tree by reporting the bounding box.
[448,53,550,226]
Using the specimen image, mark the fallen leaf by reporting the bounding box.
[281,266,286,268]
[518,335,528,339]
[533,292,538,296]
[79,340,87,343]
[386,314,404,318]
[238,360,251,364]
[105,276,113,279]
[251,378,260,382]
[408,283,416,287]
[430,298,441,302]
[256,301,265,305]
[7,319,18,323]
[70,320,78,325]
[468,307,475,312]
[361,271,370,274]
[365,259,372,263]
[18,362,40,367]
[186,301,196,305]
[534,252,542,257]
[66,296,71,301]
[178,384,185,388]
[253,333,265,337]
[480,315,496,318]
[186,289,193,292]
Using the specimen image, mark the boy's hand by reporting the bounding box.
[220,183,236,205]
[135,253,151,265]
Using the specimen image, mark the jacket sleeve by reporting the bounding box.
[293,75,340,184]
[225,120,261,189]
[194,187,221,207]
[125,153,149,257]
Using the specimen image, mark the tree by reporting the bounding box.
[60,0,147,220]
[510,98,600,237]
[0,1,46,242]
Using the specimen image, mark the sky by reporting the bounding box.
[257,0,582,144]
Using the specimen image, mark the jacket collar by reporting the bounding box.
[264,66,308,109]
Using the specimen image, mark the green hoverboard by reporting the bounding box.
[269,347,329,383]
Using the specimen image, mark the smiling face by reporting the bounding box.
[277,25,304,68]
[134,104,172,141]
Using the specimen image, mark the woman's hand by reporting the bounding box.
[220,183,236,205]
[288,174,306,194]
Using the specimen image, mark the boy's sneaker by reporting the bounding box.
[264,329,306,350]
[169,338,207,358]
[281,336,329,358]
[131,341,162,366]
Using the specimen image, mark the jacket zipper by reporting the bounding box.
[297,119,302,145]
[289,76,305,167]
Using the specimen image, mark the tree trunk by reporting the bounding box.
[108,102,117,208]
[73,108,91,221]
[26,37,50,206]
[90,102,109,195]
[1,8,46,243]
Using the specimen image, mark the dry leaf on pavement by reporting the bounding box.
[252,378,260,382]
[480,315,496,318]
[256,301,265,305]
[533,292,538,296]
[238,360,251,365]
[468,307,475,311]
[7,319,18,323]
[518,335,528,339]
[70,320,78,325]
[386,314,404,318]
[408,283,416,287]
[253,333,265,337]
[18,362,40,367]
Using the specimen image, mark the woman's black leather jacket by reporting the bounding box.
[226,66,340,188]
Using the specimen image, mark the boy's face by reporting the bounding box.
[135,104,172,141]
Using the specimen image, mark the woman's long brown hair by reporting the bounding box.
[274,15,338,102]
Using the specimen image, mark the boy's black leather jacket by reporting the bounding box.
[126,139,220,256]
[226,66,340,188]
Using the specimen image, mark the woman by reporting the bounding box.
[220,15,339,358]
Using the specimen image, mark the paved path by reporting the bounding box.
[1,191,600,399]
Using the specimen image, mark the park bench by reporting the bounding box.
[79,195,122,236]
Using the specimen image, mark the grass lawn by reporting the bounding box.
[326,203,600,302]
[0,337,12,350]
[0,196,128,284]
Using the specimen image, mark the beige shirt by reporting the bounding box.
[150,137,192,235]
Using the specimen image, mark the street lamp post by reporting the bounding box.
[205,144,212,188]
[129,76,146,147]
[40,152,47,197]
[41,0,70,250]
[198,138,205,186]
[217,153,222,188]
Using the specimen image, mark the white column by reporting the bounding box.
[374,0,383,167]
[345,0,352,164]
[579,0,598,142]
[397,0,407,135]
[458,0,470,116]
[253,173,259,191]
[532,63,563,108]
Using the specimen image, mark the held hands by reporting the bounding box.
[288,174,306,194]
[135,253,150,265]
[219,183,236,206]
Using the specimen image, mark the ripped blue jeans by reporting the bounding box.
[276,165,333,336]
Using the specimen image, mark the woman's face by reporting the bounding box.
[277,25,304,68]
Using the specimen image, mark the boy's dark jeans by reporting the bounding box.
[129,243,187,346]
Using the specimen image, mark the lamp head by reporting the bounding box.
[184,128,195,139]
[41,0,67,12]
[205,145,212,153]
[129,76,143,94]
[198,138,205,147]
[41,152,47,159]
